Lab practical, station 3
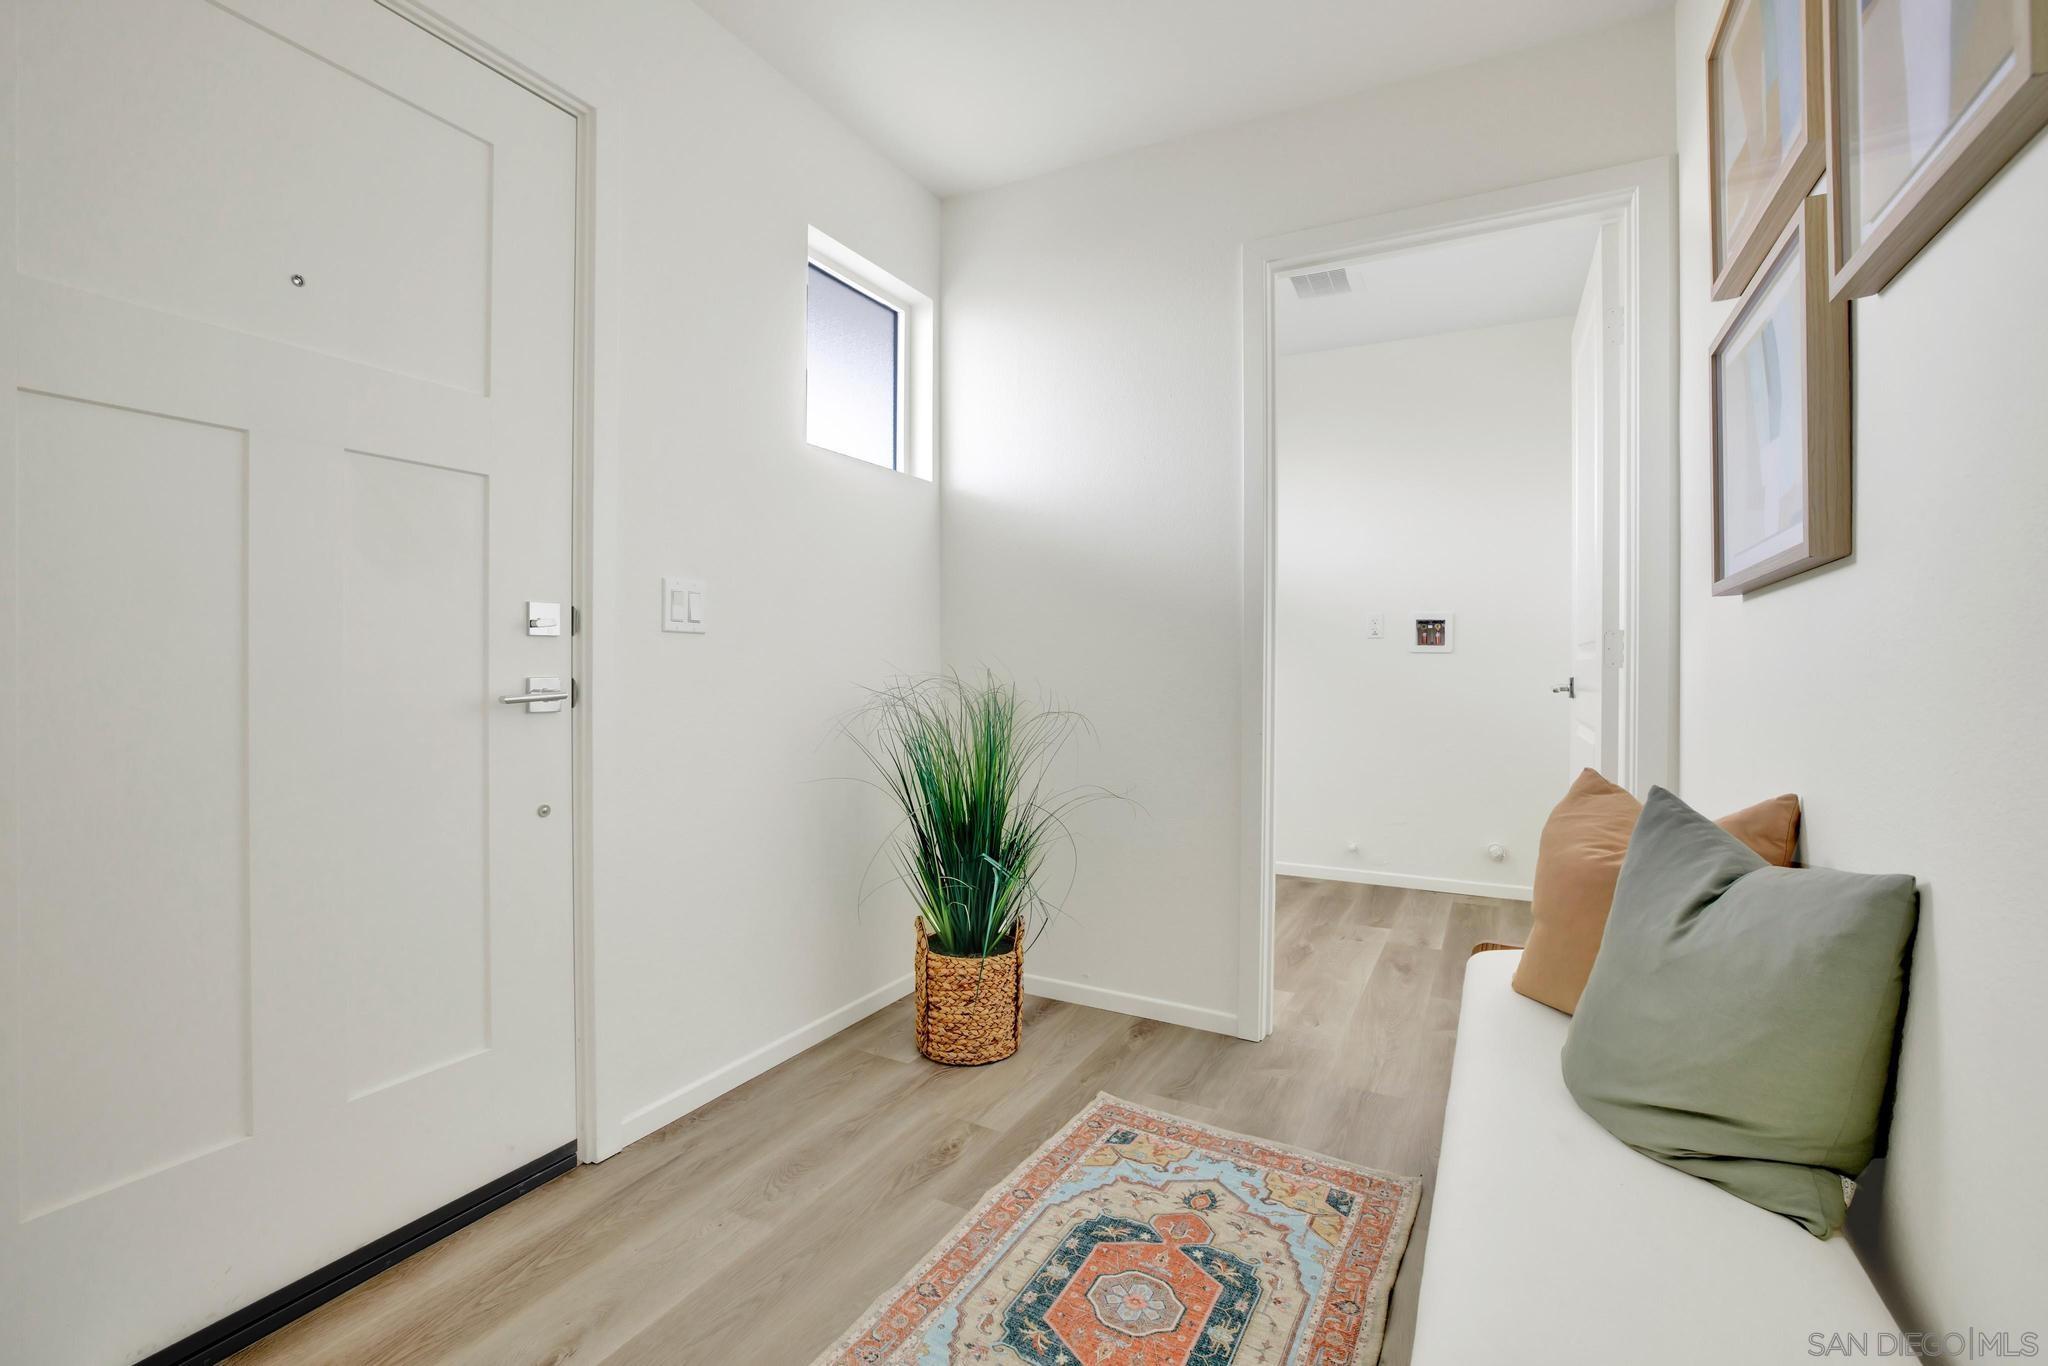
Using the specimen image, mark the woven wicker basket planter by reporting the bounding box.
[913,922,1023,1066]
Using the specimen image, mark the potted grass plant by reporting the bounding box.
[849,674,1103,1065]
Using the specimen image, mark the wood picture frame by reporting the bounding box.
[1711,195,1851,596]
[1708,0,1825,300]
[1826,0,2048,299]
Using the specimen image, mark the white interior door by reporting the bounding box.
[1567,220,1624,780]
[0,2,578,1361]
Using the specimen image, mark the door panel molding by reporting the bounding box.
[16,0,495,393]
[14,391,255,1222]
[370,0,625,1167]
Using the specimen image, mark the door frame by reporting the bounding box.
[375,0,620,1160]
[1569,216,1625,781]
[1235,158,1679,1041]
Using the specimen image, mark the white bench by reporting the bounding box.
[1410,949,1899,1365]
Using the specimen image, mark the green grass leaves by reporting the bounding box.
[847,674,1108,959]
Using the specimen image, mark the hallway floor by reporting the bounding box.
[232,880,1531,1365]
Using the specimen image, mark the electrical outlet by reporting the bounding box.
[1365,614,1384,639]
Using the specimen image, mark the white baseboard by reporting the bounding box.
[1274,861,1532,901]
[611,973,912,1154]
[1024,972,1237,1036]
[605,967,1238,1157]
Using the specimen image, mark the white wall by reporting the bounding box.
[940,13,1674,1029]
[1275,321,1573,897]
[1672,0,2048,1334]
[461,0,942,1157]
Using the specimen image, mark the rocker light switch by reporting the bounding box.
[663,576,706,634]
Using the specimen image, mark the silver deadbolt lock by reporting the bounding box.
[527,601,562,637]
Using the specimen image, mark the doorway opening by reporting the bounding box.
[1237,161,1678,1040]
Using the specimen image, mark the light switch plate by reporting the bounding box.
[662,576,706,634]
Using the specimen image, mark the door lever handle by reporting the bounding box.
[500,676,568,713]
[1551,678,1577,699]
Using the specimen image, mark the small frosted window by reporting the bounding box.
[806,264,899,469]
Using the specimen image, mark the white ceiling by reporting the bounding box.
[1275,213,1605,356]
[691,0,1669,196]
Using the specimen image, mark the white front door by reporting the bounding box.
[1567,219,1624,780]
[0,2,578,1361]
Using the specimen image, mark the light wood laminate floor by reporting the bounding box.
[234,880,1530,1365]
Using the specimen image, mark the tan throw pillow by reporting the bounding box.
[1715,790,1803,868]
[1511,770,1800,1014]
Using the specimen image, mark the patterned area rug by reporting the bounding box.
[814,1093,1421,1365]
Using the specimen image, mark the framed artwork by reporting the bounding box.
[1826,0,2048,298]
[1708,0,1825,300]
[1711,195,1851,596]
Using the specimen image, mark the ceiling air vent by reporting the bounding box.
[1289,267,1352,300]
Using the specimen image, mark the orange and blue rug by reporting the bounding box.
[815,1094,1420,1365]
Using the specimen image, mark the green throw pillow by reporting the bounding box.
[1560,786,1918,1237]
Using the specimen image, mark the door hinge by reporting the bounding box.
[1603,629,1627,670]
[570,677,581,708]
[570,605,581,636]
